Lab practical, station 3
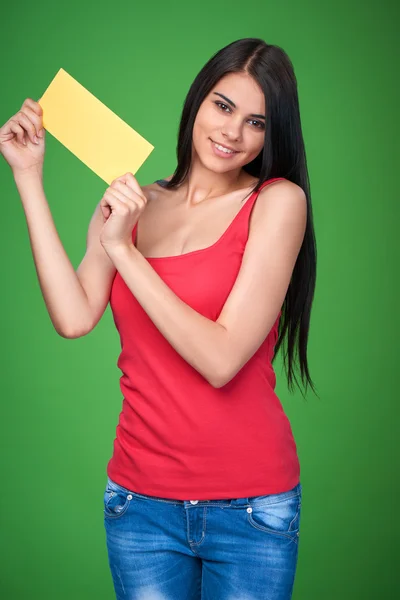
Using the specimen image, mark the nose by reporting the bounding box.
[221,117,243,142]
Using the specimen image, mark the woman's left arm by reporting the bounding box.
[103,182,306,389]
[105,243,229,387]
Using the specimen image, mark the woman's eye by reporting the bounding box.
[215,101,230,112]
[214,102,264,129]
[249,119,264,129]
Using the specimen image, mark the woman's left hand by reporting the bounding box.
[99,172,147,252]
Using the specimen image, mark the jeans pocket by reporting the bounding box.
[103,478,134,520]
[247,486,301,543]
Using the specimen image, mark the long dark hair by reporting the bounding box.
[162,38,318,400]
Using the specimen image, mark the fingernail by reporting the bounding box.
[34,135,39,144]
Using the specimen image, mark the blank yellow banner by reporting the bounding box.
[38,68,154,184]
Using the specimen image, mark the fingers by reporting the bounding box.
[16,99,44,142]
[125,172,147,200]
[23,98,43,118]
[23,104,44,137]
[110,179,146,206]
[21,100,43,137]
[104,186,131,207]
[8,98,44,145]
[8,120,26,146]
[115,172,147,201]
[9,112,37,145]
[0,98,44,145]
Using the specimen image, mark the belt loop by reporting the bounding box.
[230,497,249,506]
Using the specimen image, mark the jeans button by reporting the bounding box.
[190,500,198,505]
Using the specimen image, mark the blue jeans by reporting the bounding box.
[103,476,302,600]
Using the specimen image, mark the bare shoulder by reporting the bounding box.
[251,178,307,235]
[141,174,174,203]
[264,178,304,194]
[259,178,307,207]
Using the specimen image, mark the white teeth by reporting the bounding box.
[213,142,235,154]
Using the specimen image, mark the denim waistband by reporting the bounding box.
[107,476,302,507]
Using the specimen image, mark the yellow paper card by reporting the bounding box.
[38,68,154,184]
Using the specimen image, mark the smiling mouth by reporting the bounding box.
[210,138,241,153]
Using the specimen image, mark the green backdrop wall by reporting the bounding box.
[0,0,397,598]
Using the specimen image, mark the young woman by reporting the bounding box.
[1,38,317,600]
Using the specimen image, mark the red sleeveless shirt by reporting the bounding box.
[107,177,300,500]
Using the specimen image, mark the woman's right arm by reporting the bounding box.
[1,98,116,338]
[14,170,116,338]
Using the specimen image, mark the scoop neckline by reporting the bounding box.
[134,177,285,261]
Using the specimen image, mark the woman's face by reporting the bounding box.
[191,71,266,174]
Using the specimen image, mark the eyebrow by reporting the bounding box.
[213,92,266,120]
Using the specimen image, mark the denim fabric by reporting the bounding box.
[103,477,302,600]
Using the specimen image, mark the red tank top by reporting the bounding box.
[107,177,300,500]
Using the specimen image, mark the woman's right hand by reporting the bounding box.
[0,98,45,174]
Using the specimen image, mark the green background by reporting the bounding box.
[0,0,397,598]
